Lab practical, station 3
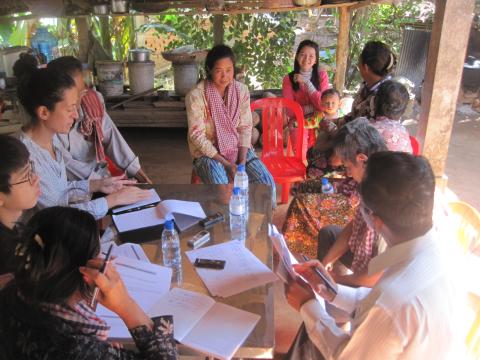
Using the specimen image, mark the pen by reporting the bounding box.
[301,254,338,295]
[90,243,113,309]
[114,202,157,215]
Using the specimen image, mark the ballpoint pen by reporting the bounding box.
[113,202,157,215]
[90,243,113,309]
[301,254,338,296]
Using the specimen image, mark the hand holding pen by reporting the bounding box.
[293,256,338,302]
[80,245,133,313]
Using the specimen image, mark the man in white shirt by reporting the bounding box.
[284,151,464,359]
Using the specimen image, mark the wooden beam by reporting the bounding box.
[334,7,351,94]
[213,15,224,45]
[417,0,474,177]
[75,17,89,63]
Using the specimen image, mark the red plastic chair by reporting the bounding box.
[409,135,420,155]
[251,98,307,204]
[106,156,124,176]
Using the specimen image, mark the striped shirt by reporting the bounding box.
[17,132,108,221]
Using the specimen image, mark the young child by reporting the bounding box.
[315,89,344,146]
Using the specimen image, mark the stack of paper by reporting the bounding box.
[96,255,172,338]
[148,288,260,360]
[100,241,150,262]
[185,241,278,297]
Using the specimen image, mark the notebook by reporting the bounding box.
[112,199,207,243]
[96,255,172,339]
[148,288,260,360]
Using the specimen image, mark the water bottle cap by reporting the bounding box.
[322,178,329,185]
[233,187,241,195]
[165,220,174,230]
[237,164,246,172]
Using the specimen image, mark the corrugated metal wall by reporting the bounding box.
[395,27,431,96]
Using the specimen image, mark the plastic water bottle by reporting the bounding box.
[30,27,58,63]
[321,178,335,194]
[234,164,249,214]
[229,187,246,242]
[161,220,182,284]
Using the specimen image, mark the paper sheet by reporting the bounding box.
[96,256,172,338]
[183,302,260,360]
[100,242,150,262]
[268,224,299,282]
[112,189,161,214]
[186,241,277,298]
[147,288,215,341]
[148,288,260,360]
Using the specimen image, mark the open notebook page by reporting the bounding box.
[96,256,172,338]
[147,288,215,341]
[112,189,161,214]
[183,302,260,360]
[185,241,277,298]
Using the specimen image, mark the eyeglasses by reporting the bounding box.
[10,161,36,186]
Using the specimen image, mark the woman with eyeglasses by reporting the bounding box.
[14,65,151,222]
[0,135,40,278]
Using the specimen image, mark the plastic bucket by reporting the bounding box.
[173,63,199,96]
[96,61,124,97]
[128,61,154,95]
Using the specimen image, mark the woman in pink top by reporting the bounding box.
[282,40,330,148]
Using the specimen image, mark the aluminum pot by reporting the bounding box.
[129,48,151,62]
[111,0,128,13]
[92,4,109,15]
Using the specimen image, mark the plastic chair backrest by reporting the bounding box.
[449,201,480,254]
[409,135,420,155]
[251,98,307,163]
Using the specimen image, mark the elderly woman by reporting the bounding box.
[0,206,177,359]
[186,44,276,204]
[284,119,387,287]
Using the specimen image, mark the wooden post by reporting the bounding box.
[334,7,351,94]
[417,0,474,178]
[100,17,112,56]
[213,15,224,45]
[76,17,89,63]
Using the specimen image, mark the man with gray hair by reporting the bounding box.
[317,117,388,288]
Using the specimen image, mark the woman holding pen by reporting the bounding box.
[0,206,177,359]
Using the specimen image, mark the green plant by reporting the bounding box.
[143,11,298,89]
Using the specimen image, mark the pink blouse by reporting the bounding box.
[370,116,413,153]
[282,70,330,115]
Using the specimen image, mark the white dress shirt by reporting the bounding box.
[17,132,108,221]
[299,229,465,359]
[56,90,140,181]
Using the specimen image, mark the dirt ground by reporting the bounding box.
[121,104,480,211]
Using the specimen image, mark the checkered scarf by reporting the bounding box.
[79,89,105,163]
[41,300,110,341]
[205,80,241,163]
[348,207,378,272]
